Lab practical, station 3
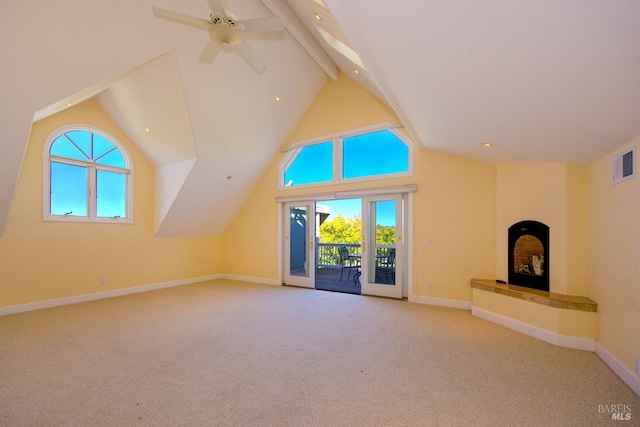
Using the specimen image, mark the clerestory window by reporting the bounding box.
[43,126,133,223]
[281,125,412,188]
[284,141,333,186]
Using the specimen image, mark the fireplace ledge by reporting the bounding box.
[470,279,597,312]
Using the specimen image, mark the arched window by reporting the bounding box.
[43,126,133,223]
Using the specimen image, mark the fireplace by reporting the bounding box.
[508,220,549,292]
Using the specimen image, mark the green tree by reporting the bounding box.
[320,215,395,245]
[376,225,396,245]
[319,215,361,244]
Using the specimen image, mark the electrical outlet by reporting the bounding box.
[635,357,640,376]
[99,278,106,286]
[428,282,433,290]
[210,266,216,271]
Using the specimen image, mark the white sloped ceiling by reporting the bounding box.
[2,0,640,237]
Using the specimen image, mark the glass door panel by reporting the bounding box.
[283,202,315,288]
[361,195,402,298]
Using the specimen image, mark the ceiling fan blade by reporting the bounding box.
[152,6,210,31]
[207,0,227,14]
[199,40,221,64]
[237,16,284,33]
[235,41,266,74]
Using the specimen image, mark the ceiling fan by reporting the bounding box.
[152,0,284,74]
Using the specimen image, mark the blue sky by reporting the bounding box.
[318,198,396,226]
[318,199,361,220]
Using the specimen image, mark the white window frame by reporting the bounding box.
[279,122,414,190]
[42,125,133,224]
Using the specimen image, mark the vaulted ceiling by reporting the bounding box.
[1,0,640,237]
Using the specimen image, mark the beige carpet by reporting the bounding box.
[0,279,637,426]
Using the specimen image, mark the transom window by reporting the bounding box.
[284,141,333,186]
[43,126,133,223]
[281,125,412,188]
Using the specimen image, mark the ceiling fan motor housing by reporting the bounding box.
[209,20,242,46]
[210,14,242,46]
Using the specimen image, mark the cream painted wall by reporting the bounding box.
[413,150,496,300]
[566,164,589,296]
[284,71,400,145]
[0,100,221,308]
[223,73,497,302]
[588,136,640,376]
[496,163,588,295]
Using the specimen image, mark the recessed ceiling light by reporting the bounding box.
[64,101,74,107]
[482,142,493,147]
[314,12,321,20]
[275,96,281,102]
[354,69,360,74]
[144,127,151,133]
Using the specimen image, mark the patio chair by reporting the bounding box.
[377,248,396,284]
[338,246,359,281]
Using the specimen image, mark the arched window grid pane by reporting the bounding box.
[49,130,129,168]
[95,148,126,168]
[64,130,92,159]
[92,133,117,160]
[50,134,90,161]
[94,146,117,163]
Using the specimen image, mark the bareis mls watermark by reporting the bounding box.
[597,404,632,421]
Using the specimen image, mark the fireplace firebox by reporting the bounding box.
[508,220,549,292]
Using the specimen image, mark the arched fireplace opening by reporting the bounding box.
[508,220,549,292]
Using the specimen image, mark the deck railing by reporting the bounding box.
[316,242,394,268]
[317,243,359,268]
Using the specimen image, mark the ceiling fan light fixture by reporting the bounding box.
[209,24,241,47]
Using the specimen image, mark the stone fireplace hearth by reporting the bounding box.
[470,278,597,350]
[508,220,549,292]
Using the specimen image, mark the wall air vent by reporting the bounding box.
[612,147,635,184]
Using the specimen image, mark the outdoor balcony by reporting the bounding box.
[311,243,395,294]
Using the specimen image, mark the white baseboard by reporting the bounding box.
[409,294,473,310]
[471,306,596,352]
[223,274,280,286]
[595,341,640,397]
[0,274,222,317]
